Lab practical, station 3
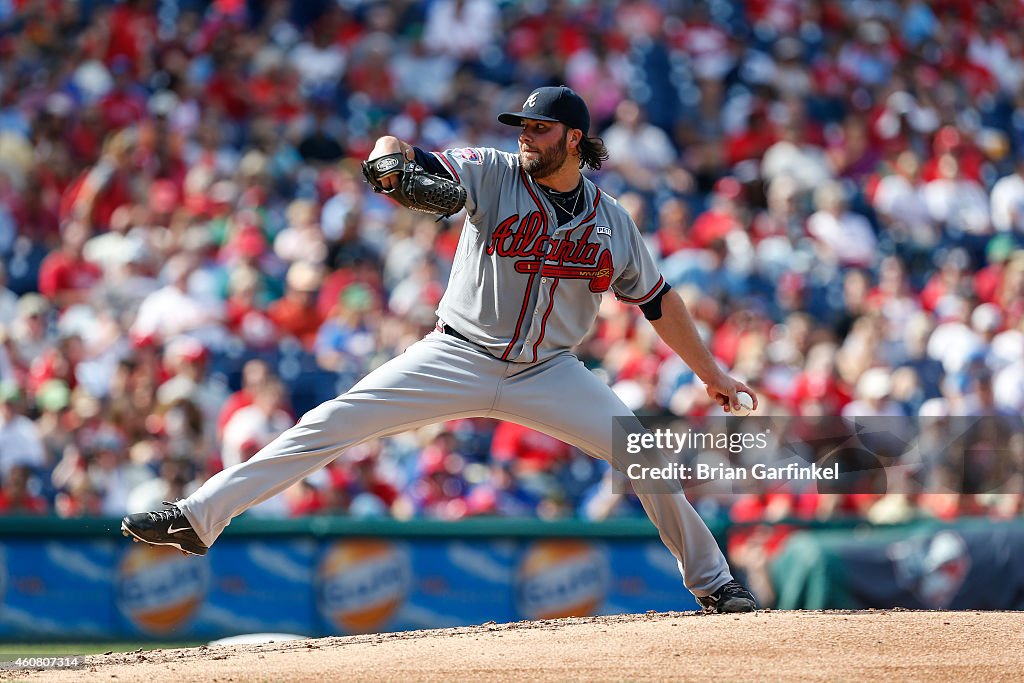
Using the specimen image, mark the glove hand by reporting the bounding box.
[362,153,405,193]
[361,152,467,219]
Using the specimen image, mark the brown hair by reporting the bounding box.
[577,135,609,171]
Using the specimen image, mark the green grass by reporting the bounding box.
[0,642,204,655]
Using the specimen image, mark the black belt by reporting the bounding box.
[439,321,472,344]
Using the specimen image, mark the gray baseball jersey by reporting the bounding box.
[171,143,735,602]
[431,147,665,363]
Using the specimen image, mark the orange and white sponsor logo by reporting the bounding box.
[116,545,209,634]
[316,540,411,634]
[515,540,610,620]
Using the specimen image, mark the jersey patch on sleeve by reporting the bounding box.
[454,147,483,164]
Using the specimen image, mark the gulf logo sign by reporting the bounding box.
[515,540,610,619]
[116,545,209,634]
[316,540,411,634]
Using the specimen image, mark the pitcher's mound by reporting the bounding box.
[11,610,1021,682]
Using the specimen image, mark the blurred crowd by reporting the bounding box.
[0,0,1022,524]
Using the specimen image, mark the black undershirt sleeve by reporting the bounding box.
[638,282,673,321]
[412,147,452,179]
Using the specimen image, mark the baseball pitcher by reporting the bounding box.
[123,86,758,613]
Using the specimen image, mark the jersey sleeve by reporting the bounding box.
[612,219,667,306]
[431,147,517,220]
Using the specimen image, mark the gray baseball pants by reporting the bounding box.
[178,331,733,597]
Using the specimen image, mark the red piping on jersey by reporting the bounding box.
[528,188,602,361]
[501,272,536,360]
[520,169,548,223]
[435,152,460,183]
[617,275,665,304]
[501,170,549,361]
[579,189,601,225]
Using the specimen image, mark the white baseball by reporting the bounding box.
[731,391,754,416]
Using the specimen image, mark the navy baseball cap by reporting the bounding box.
[498,86,591,133]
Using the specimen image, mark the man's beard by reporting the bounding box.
[521,130,569,178]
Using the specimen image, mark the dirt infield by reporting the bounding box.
[8,610,1022,682]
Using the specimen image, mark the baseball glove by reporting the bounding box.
[361,152,467,219]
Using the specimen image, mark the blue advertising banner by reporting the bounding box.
[0,536,697,640]
[0,540,118,639]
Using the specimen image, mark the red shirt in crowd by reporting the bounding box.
[0,491,48,515]
[490,422,571,474]
[103,3,156,72]
[99,87,147,130]
[37,252,103,304]
[789,371,852,415]
[689,208,741,248]
[60,168,133,231]
[267,298,323,350]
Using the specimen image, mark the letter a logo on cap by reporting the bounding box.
[525,92,539,108]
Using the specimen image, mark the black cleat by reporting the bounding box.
[698,580,757,613]
[120,501,209,556]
